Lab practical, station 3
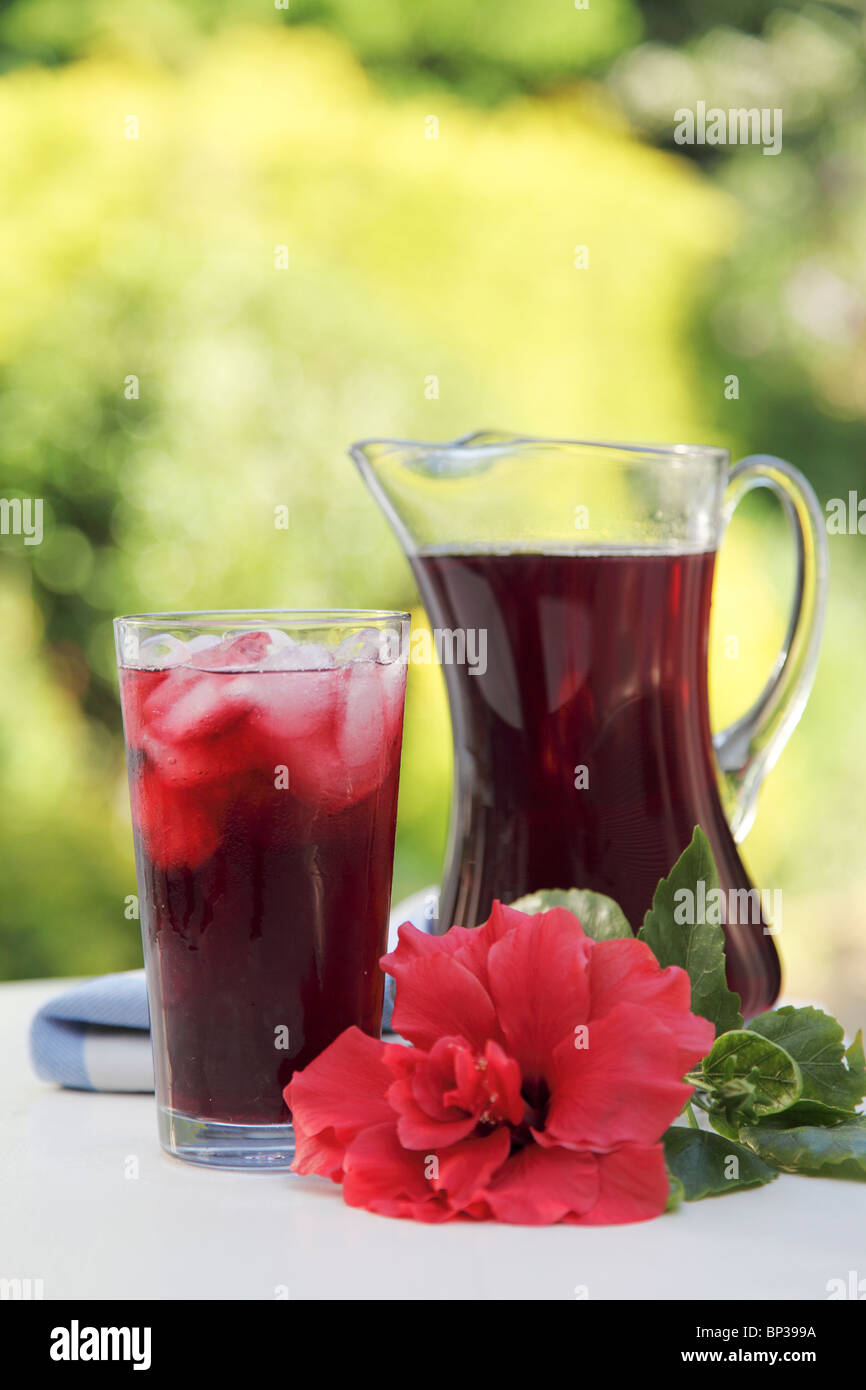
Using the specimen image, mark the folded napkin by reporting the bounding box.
[29,887,438,1093]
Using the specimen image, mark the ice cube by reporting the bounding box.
[146,670,257,744]
[270,664,401,813]
[335,627,395,664]
[291,663,390,812]
[183,634,223,665]
[260,628,297,648]
[130,769,225,869]
[250,669,351,809]
[380,659,408,736]
[201,631,277,669]
[339,662,386,762]
[261,641,335,671]
[119,669,169,748]
[248,669,338,744]
[143,724,263,787]
[241,627,299,661]
[137,634,189,669]
[287,739,355,815]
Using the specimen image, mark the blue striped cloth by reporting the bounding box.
[29,887,438,1093]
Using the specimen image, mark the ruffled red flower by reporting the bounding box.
[285,902,714,1225]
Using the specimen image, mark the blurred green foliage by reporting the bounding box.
[0,0,641,93]
[0,0,864,1018]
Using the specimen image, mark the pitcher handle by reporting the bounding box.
[713,454,829,842]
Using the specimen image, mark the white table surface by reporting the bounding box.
[3,978,864,1301]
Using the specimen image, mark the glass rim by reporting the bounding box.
[114,608,412,629]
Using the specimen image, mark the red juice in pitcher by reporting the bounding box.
[412,547,780,1015]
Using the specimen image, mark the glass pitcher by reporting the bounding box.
[350,433,828,1015]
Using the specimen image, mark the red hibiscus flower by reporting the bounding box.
[284,902,714,1225]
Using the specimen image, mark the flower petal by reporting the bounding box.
[486,908,592,1082]
[380,902,538,1007]
[361,1197,457,1224]
[411,1038,476,1120]
[285,1027,393,1177]
[291,1115,347,1180]
[481,1145,599,1225]
[570,1144,669,1225]
[387,951,499,1051]
[389,1077,479,1149]
[380,920,457,972]
[449,900,533,992]
[381,903,528,1000]
[342,1121,449,1219]
[589,938,715,1072]
[434,1127,512,1210]
[544,1002,693,1149]
[478,1039,525,1126]
[446,1038,488,1113]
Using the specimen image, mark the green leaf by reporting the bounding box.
[508,888,632,940]
[700,1029,802,1125]
[637,826,743,1036]
[746,1008,866,1123]
[705,1110,743,1142]
[740,1118,866,1181]
[665,1172,685,1213]
[663,1127,777,1200]
[847,1029,866,1074]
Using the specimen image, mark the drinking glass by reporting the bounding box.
[115,610,409,1168]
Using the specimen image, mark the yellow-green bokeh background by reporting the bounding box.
[1,2,865,1024]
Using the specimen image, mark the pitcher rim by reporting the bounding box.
[349,432,729,466]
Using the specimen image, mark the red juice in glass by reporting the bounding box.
[115,612,409,1168]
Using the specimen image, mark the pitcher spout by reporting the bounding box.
[349,431,520,557]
